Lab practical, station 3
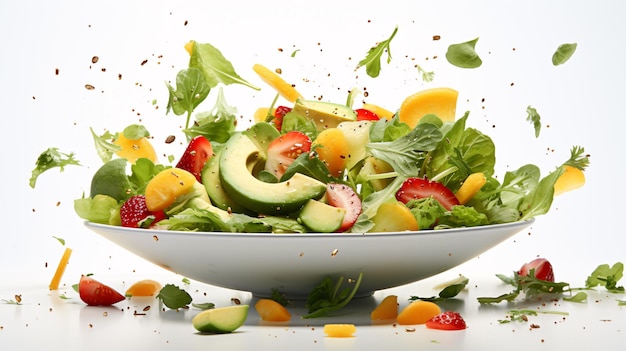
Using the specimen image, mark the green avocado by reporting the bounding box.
[293,99,357,130]
[219,132,326,215]
[201,151,249,214]
[298,199,346,233]
[192,305,249,333]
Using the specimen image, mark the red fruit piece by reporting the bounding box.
[273,106,292,131]
[355,108,380,121]
[395,177,460,210]
[78,275,126,306]
[325,183,362,232]
[426,311,467,330]
[176,135,213,182]
[264,131,311,180]
[119,195,166,228]
[518,258,555,282]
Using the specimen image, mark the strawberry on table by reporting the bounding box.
[119,195,166,228]
[425,311,467,330]
[78,275,125,306]
[325,183,362,232]
[518,258,555,282]
[264,131,311,180]
[176,135,214,182]
[395,177,460,210]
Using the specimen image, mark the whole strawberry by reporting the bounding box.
[120,195,166,228]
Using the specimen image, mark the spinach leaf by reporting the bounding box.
[166,67,211,123]
[446,38,482,68]
[188,41,259,90]
[183,87,237,143]
[552,43,577,66]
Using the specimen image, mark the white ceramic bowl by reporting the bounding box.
[85,219,534,299]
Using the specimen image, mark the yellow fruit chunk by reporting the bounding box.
[371,295,398,321]
[254,298,291,322]
[397,300,441,325]
[184,40,194,55]
[145,168,197,212]
[362,103,394,120]
[114,133,158,164]
[554,165,586,195]
[312,128,350,178]
[398,87,458,128]
[370,202,419,232]
[455,172,487,205]
[125,279,162,297]
[254,107,274,123]
[323,324,357,338]
[252,63,303,103]
[49,247,72,290]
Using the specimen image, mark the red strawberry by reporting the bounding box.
[176,135,213,182]
[325,183,362,232]
[120,195,166,228]
[78,275,125,306]
[355,108,380,121]
[395,177,460,210]
[273,106,292,131]
[518,258,555,282]
[426,311,467,330]
[264,131,311,179]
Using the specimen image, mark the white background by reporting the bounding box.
[1,0,625,350]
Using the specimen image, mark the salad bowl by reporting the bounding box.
[85,219,534,299]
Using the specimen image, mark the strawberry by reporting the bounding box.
[264,131,311,180]
[176,135,213,182]
[355,108,380,121]
[395,177,460,210]
[518,258,555,282]
[273,105,292,131]
[325,183,362,232]
[426,311,467,330]
[78,275,125,306]
[119,195,166,228]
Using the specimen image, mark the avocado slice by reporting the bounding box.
[298,199,346,233]
[192,305,249,333]
[201,151,249,214]
[293,99,357,131]
[219,133,326,215]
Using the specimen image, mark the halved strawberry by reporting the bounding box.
[78,275,125,306]
[426,311,467,330]
[176,135,213,182]
[273,106,292,131]
[325,183,362,232]
[395,177,459,210]
[120,195,166,228]
[518,258,555,282]
[264,131,311,179]
[355,108,380,121]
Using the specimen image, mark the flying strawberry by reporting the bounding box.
[78,275,125,306]
[396,177,460,210]
[176,135,213,182]
[119,195,166,228]
[355,108,380,121]
[325,183,362,232]
[264,131,311,180]
[518,258,555,282]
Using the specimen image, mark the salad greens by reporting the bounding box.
[446,37,483,68]
[29,148,80,188]
[552,43,578,66]
[303,273,363,318]
[357,26,398,78]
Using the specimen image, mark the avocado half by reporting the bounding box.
[219,132,326,215]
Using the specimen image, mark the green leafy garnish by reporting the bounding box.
[586,262,625,293]
[446,38,482,68]
[166,67,211,131]
[52,236,66,246]
[192,302,215,310]
[477,269,570,304]
[356,26,398,78]
[415,64,435,82]
[303,272,363,318]
[188,41,260,90]
[498,309,569,324]
[564,146,590,171]
[409,276,469,302]
[526,106,542,138]
[89,128,119,163]
[29,148,80,188]
[552,43,577,66]
[271,288,290,306]
[156,284,193,309]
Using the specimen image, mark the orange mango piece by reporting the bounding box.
[114,133,158,164]
[397,300,442,325]
[254,107,275,123]
[252,63,303,103]
[362,103,395,120]
[254,298,291,322]
[370,202,419,232]
[554,165,585,195]
[125,279,162,297]
[455,172,487,205]
[145,168,197,212]
[49,247,72,290]
[398,87,458,128]
[323,324,357,337]
[312,128,350,178]
[371,295,398,321]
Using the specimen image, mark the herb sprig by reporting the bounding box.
[303,272,363,319]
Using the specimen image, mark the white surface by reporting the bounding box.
[85,220,533,298]
[2,0,625,350]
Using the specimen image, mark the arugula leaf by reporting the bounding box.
[478,269,570,304]
[526,106,542,138]
[166,67,211,130]
[188,41,260,90]
[271,288,290,307]
[552,43,577,66]
[29,148,81,188]
[409,276,469,302]
[498,309,569,324]
[563,292,588,303]
[446,38,482,68]
[303,272,363,318]
[156,284,193,309]
[586,263,625,293]
[356,26,398,78]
